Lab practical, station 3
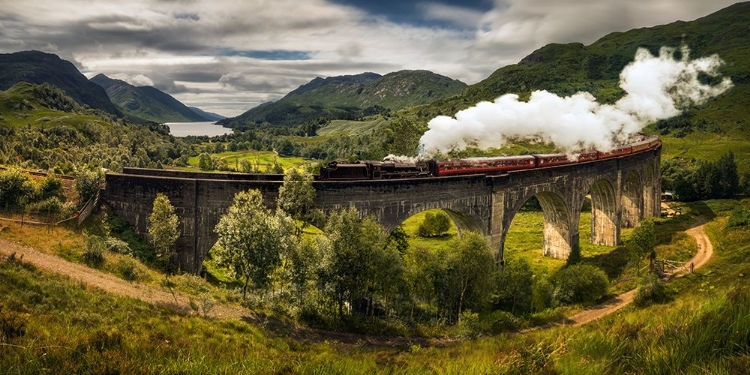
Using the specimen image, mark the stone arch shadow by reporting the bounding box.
[502,190,574,260]
[584,177,619,247]
[622,170,642,228]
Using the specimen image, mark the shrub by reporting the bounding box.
[0,305,28,341]
[531,277,554,312]
[83,234,106,267]
[481,310,520,334]
[552,264,609,305]
[634,273,669,307]
[105,237,132,255]
[117,259,141,281]
[417,211,451,237]
[727,206,750,229]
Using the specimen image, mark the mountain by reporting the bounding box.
[418,2,749,123]
[219,70,467,128]
[91,74,211,123]
[0,51,121,116]
[188,107,226,122]
[391,1,750,169]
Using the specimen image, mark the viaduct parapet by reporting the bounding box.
[104,146,660,274]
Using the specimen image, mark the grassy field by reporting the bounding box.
[1,198,748,373]
[660,132,750,174]
[186,150,313,172]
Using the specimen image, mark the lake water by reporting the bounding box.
[165,122,233,137]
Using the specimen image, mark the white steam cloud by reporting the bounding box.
[418,46,733,157]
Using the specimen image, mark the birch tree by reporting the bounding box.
[148,193,180,276]
[214,189,296,299]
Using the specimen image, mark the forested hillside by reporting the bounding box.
[219,70,466,129]
[0,82,190,173]
[382,2,750,167]
[91,74,211,123]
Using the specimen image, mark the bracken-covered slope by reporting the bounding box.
[91,74,211,123]
[390,1,750,169]
[0,51,122,116]
[219,70,467,128]
[417,2,749,125]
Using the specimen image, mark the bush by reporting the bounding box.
[0,305,28,341]
[481,310,520,334]
[83,234,106,267]
[634,273,669,307]
[552,264,609,305]
[727,206,750,229]
[531,277,554,312]
[417,211,451,237]
[0,168,34,209]
[105,237,132,255]
[117,258,142,281]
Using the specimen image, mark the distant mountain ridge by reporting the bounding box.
[219,70,467,128]
[91,74,211,123]
[188,107,226,122]
[0,50,121,116]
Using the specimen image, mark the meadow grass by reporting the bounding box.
[186,150,312,172]
[1,200,748,373]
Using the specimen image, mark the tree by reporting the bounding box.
[317,207,401,318]
[446,232,495,322]
[147,193,180,276]
[198,152,213,170]
[75,167,104,204]
[403,244,440,320]
[0,168,34,210]
[417,211,452,237]
[276,168,316,230]
[627,218,656,272]
[492,258,533,315]
[214,189,296,298]
[239,159,254,173]
[387,225,410,253]
[715,151,739,198]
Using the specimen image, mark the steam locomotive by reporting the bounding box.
[319,136,661,181]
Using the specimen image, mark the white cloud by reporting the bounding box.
[0,0,741,117]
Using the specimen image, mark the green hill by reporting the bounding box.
[0,81,113,129]
[0,82,187,173]
[386,2,750,169]
[219,70,467,129]
[0,51,121,117]
[91,74,210,123]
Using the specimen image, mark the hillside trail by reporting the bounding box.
[553,216,712,328]
[0,215,714,346]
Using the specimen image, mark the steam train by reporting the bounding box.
[319,136,661,181]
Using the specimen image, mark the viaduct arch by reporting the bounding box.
[104,146,660,274]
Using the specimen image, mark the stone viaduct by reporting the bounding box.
[103,145,661,274]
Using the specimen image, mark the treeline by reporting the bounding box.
[0,121,193,174]
[661,151,747,201]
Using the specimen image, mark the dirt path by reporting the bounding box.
[560,217,713,327]
[0,238,250,321]
[0,215,715,341]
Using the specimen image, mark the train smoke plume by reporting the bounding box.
[418,46,733,157]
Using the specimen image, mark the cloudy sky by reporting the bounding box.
[0,0,739,117]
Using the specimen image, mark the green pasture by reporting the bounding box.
[186,150,312,172]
